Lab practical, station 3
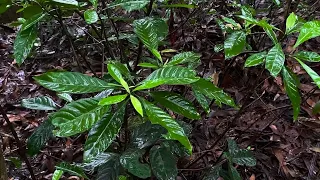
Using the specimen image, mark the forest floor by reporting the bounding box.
[1,1,320,179]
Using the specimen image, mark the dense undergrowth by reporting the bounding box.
[1,0,320,179]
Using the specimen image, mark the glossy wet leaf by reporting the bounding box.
[294,20,320,48]
[134,66,199,91]
[14,25,37,65]
[84,100,127,161]
[120,149,151,178]
[138,62,159,69]
[130,121,166,149]
[21,96,57,110]
[265,43,285,77]
[84,9,98,24]
[109,61,132,81]
[244,51,267,67]
[99,94,128,105]
[52,170,63,180]
[51,98,110,137]
[294,51,320,62]
[109,0,149,11]
[150,145,177,180]
[130,95,143,117]
[296,58,320,88]
[165,52,201,67]
[96,155,120,180]
[34,71,117,94]
[57,92,73,102]
[56,162,88,179]
[282,67,301,120]
[107,64,130,93]
[231,149,256,166]
[141,99,192,153]
[192,78,236,108]
[133,18,168,61]
[162,140,189,157]
[27,118,54,156]
[258,20,278,44]
[286,12,297,34]
[192,88,210,113]
[224,31,246,59]
[95,89,114,99]
[21,13,46,31]
[52,0,78,6]
[151,91,200,119]
[83,153,119,171]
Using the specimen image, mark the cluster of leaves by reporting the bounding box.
[8,0,241,179]
[203,139,256,180]
[217,4,320,120]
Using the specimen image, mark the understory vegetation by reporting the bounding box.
[1,0,320,179]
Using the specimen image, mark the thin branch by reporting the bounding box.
[0,106,36,180]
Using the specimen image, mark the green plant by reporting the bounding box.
[8,0,240,179]
[203,139,256,180]
[216,3,320,121]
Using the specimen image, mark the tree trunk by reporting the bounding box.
[0,148,8,180]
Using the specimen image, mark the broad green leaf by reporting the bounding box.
[27,118,54,156]
[286,12,297,34]
[51,98,110,137]
[165,52,201,67]
[192,88,210,113]
[231,149,256,166]
[203,166,222,180]
[34,72,117,94]
[138,62,159,69]
[141,99,192,153]
[21,13,46,31]
[224,31,246,59]
[22,5,43,19]
[21,96,57,110]
[96,154,120,180]
[83,153,119,171]
[296,58,320,88]
[258,20,278,44]
[51,0,78,6]
[282,67,301,120]
[109,61,132,81]
[57,92,73,102]
[107,64,130,93]
[130,121,166,149]
[52,170,63,180]
[227,139,240,155]
[294,20,320,48]
[84,9,98,24]
[134,66,199,91]
[150,91,200,119]
[150,145,178,180]
[228,165,241,180]
[99,94,128,105]
[14,25,37,65]
[120,149,151,178]
[119,175,127,180]
[294,51,320,62]
[0,0,10,15]
[56,162,88,179]
[191,78,237,108]
[89,0,97,8]
[130,95,143,117]
[162,140,189,157]
[287,17,305,35]
[265,43,285,77]
[222,17,239,28]
[133,18,168,61]
[109,0,150,11]
[84,100,127,161]
[244,51,267,67]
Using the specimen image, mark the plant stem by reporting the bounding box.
[0,106,36,180]
[133,0,155,71]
